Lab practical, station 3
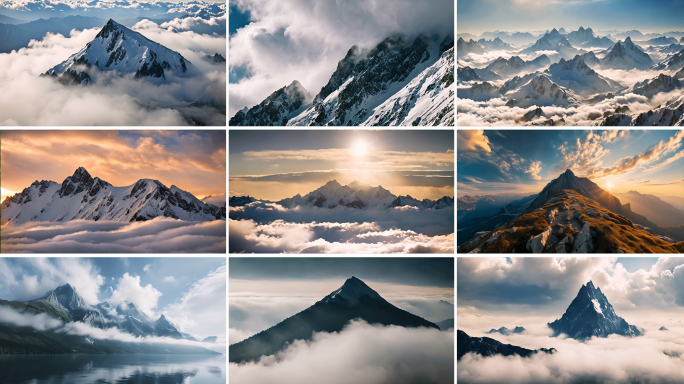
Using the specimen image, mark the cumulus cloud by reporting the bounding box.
[164,265,226,340]
[1,218,226,253]
[525,160,542,180]
[0,258,105,304]
[159,15,227,36]
[228,0,454,117]
[163,276,177,283]
[106,273,162,317]
[457,130,492,153]
[230,320,454,384]
[1,19,225,126]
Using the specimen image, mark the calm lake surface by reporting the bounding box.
[0,354,226,384]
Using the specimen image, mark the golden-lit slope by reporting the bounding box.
[458,189,682,254]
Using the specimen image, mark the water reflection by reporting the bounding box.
[0,354,225,384]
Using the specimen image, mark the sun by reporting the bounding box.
[354,142,367,156]
[607,182,613,190]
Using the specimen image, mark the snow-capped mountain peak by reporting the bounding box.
[43,283,87,311]
[600,37,653,69]
[320,276,386,308]
[44,19,193,83]
[232,33,454,126]
[548,280,641,339]
[1,167,225,224]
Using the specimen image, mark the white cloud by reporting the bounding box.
[1,217,226,253]
[164,265,226,340]
[143,264,152,272]
[228,0,454,117]
[525,160,542,180]
[458,323,684,384]
[106,273,162,317]
[0,258,104,304]
[0,305,63,330]
[163,276,177,283]
[229,215,454,254]
[229,320,454,384]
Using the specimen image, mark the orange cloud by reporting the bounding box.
[1,130,225,199]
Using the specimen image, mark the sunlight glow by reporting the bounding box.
[607,182,613,190]
[353,143,367,156]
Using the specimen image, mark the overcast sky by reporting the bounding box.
[230,257,454,343]
[0,257,226,340]
[458,0,684,35]
[228,0,454,118]
[457,129,684,197]
[1,130,226,201]
[229,130,454,200]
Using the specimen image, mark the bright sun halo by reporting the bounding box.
[607,182,612,189]
[354,143,367,155]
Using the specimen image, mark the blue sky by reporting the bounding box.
[457,130,684,198]
[458,0,684,34]
[230,130,454,200]
[229,1,250,35]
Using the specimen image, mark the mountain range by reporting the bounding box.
[229,180,454,210]
[457,169,684,253]
[229,277,444,363]
[43,19,193,84]
[457,26,684,126]
[0,0,225,20]
[230,33,454,126]
[1,167,226,224]
[0,283,218,354]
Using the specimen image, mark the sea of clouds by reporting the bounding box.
[230,320,454,384]
[0,16,226,125]
[1,217,226,252]
[229,201,454,253]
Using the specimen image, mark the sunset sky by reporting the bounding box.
[457,129,684,198]
[1,130,226,202]
[229,130,454,201]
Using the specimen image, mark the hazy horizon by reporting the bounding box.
[457,0,684,35]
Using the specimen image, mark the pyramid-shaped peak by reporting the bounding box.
[624,36,633,43]
[321,276,385,307]
[550,28,559,34]
[55,283,75,292]
[563,169,576,177]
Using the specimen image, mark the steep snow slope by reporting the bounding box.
[45,19,192,82]
[505,74,580,108]
[361,47,454,126]
[600,37,653,69]
[1,167,225,224]
[287,34,454,126]
[545,55,622,96]
[229,80,312,126]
